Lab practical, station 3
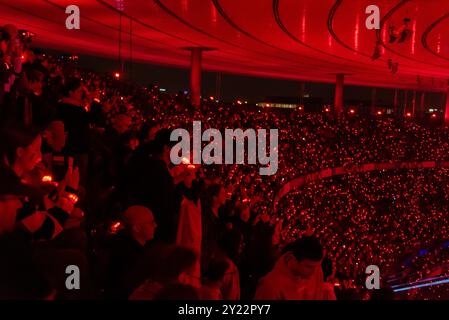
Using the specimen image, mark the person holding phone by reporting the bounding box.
[0,122,80,240]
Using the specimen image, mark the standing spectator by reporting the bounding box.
[0,123,79,239]
[125,129,180,243]
[129,246,198,300]
[56,77,90,186]
[102,112,134,186]
[1,24,22,123]
[243,213,278,298]
[105,205,157,299]
[22,64,55,128]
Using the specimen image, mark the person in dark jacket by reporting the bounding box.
[105,205,157,299]
[0,24,22,124]
[125,129,181,244]
[201,183,227,273]
[0,123,79,240]
[56,77,90,186]
[0,122,96,299]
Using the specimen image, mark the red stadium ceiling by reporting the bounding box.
[1,0,449,91]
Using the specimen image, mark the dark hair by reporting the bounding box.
[152,128,176,155]
[62,77,82,97]
[154,284,199,300]
[0,123,41,165]
[204,259,229,283]
[282,236,323,262]
[138,121,158,141]
[183,178,204,203]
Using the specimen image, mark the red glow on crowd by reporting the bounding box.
[3,3,449,300]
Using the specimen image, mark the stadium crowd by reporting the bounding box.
[1,23,449,300]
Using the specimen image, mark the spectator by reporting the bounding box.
[254,236,327,300]
[56,77,90,186]
[129,246,198,300]
[0,24,22,123]
[105,205,157,299]
[125,128,180,243]
[102,112,134,186]
[0,122,79,240]
[41,120,68,182]
[200,259,229,300]
[22,63,55,128]
[215,230,242,300]
[243,213,279,298]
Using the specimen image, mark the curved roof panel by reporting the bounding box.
[1,0,449,91]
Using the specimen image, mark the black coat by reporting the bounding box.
[56,102,90,155]
[125,152,180,244]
